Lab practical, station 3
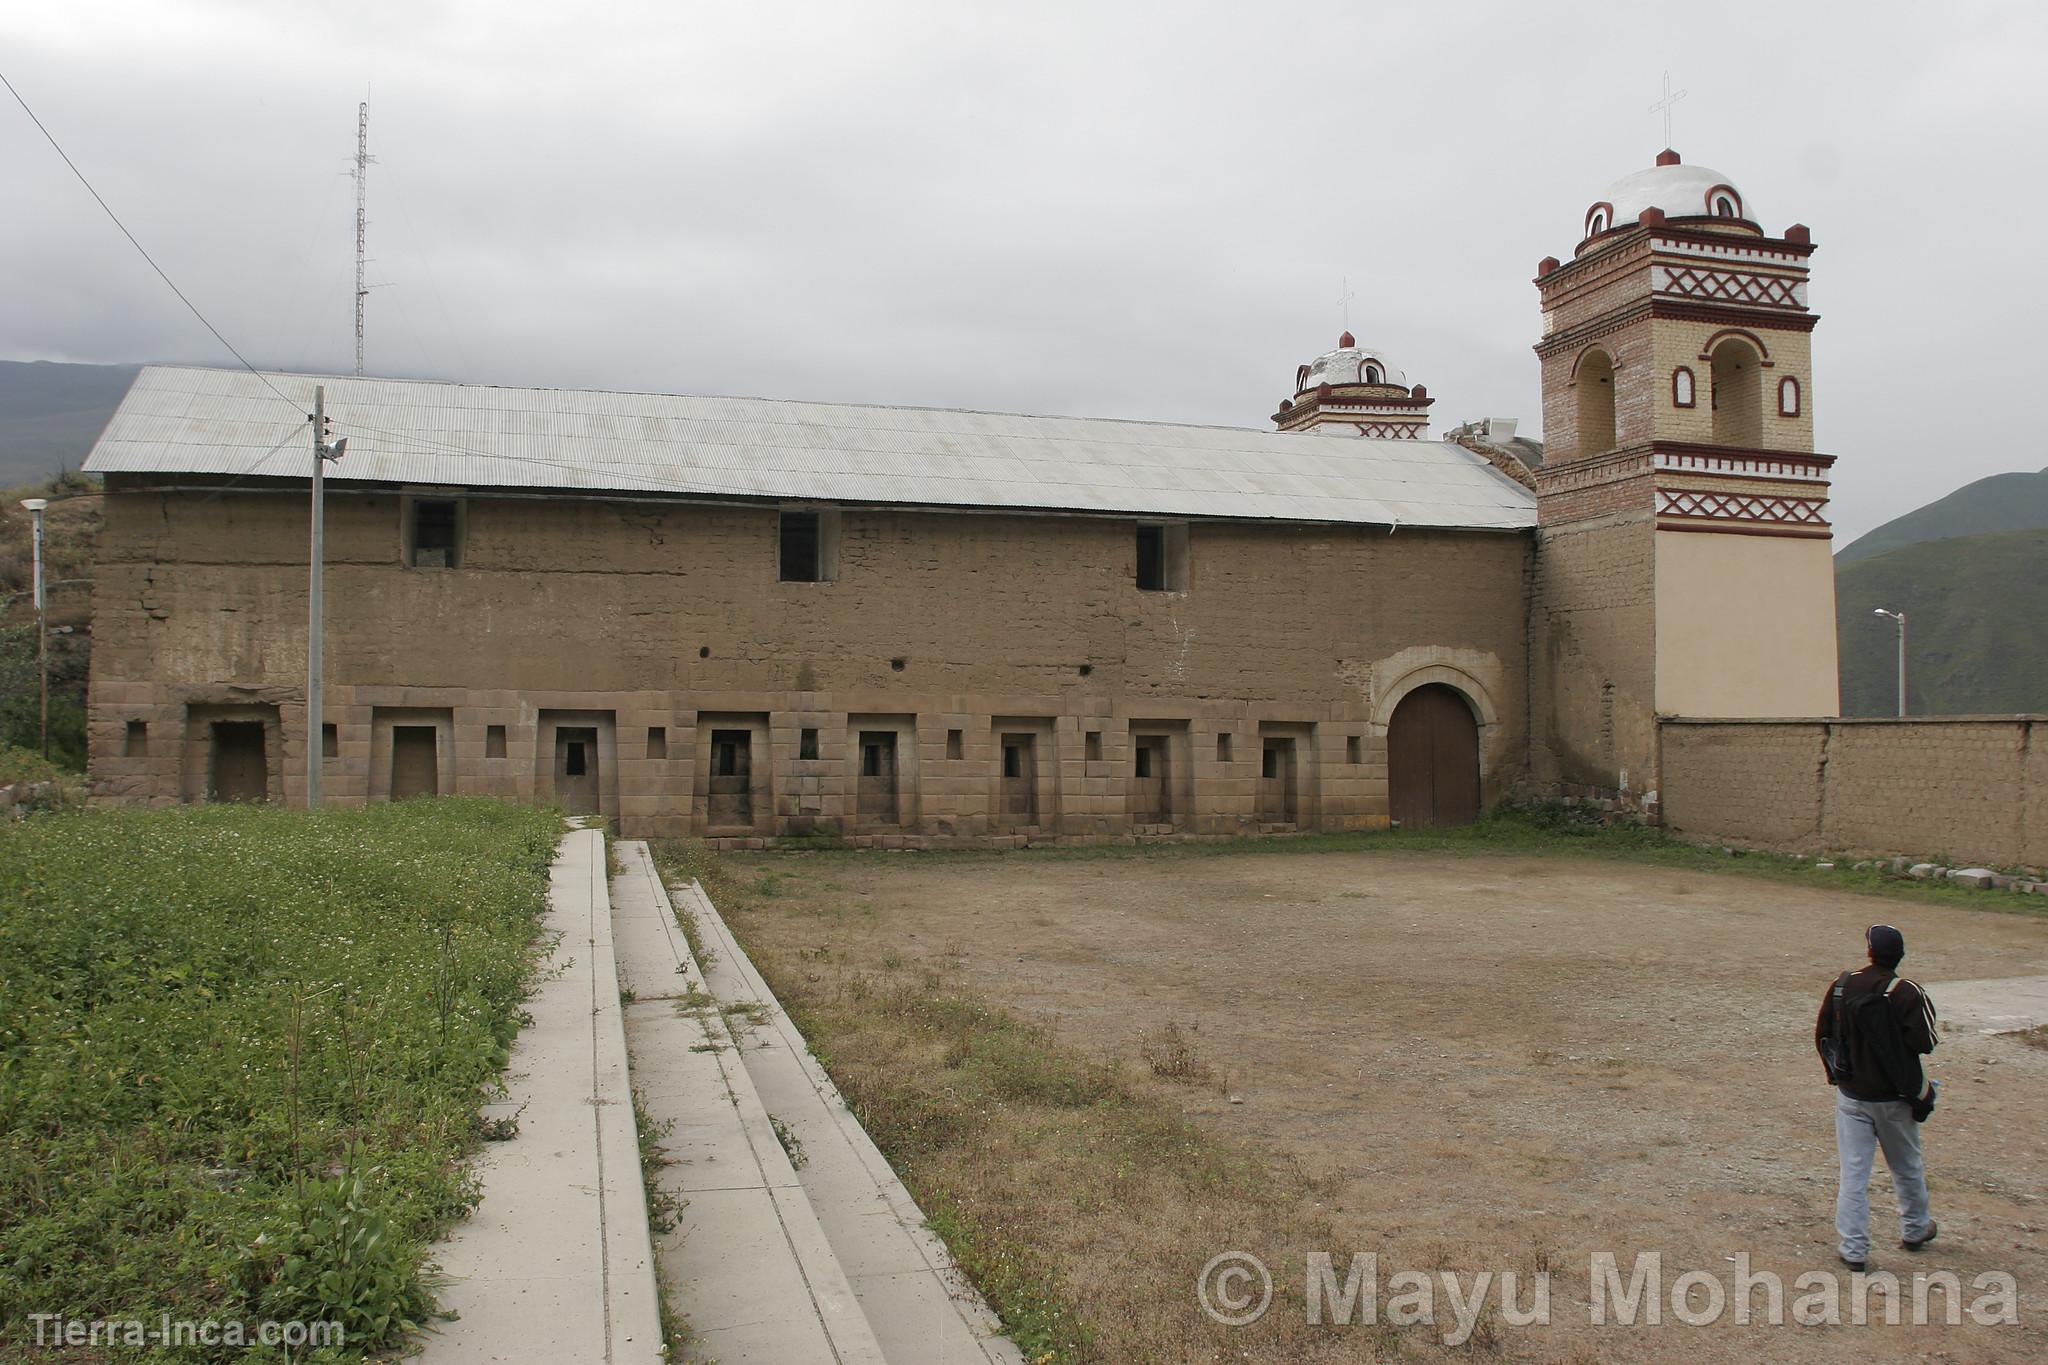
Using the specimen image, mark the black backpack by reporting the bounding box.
[1825,970,1916,1097]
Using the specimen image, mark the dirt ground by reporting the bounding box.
[716,847,2048,1363]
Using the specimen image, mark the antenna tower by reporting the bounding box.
[353,101,369,376]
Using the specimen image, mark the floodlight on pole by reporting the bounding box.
[1872,608,1907,717]
[18,498,48,757]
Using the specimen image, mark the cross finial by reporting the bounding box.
[1338,276,1355,328]
[1649,70,1687,147]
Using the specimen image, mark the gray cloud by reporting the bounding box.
[5,0,2044,541]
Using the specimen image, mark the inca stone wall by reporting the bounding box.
[1660,718,2047,868]
[88,485,1530,842]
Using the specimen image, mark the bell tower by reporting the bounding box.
[1529,148,1839,801]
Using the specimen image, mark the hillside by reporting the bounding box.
[1836,466,2048,563]
[1835,527,2048,716]
[0,360,139,487]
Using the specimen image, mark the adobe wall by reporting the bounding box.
[87,486,1531,843]
[1660,718,2047,868]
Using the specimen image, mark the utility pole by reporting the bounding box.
[354,101,369,377]
[306,391,347,808]
[309,387,326,808]
[18,497,47,758]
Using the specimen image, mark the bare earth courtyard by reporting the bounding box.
[699,843,2048,1364]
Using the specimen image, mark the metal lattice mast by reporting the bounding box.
[354,101,368,376]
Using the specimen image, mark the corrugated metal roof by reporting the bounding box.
[83,365,1538,531]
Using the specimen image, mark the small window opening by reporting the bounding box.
[947,729,963,760]
[321,723,339,759]
[1135,747,1153,779]
[890,657,906,672]
[1003,744,1022,779]
[1134,522,1188,592]
[1136,524,1165,590]
[124,720,147,757]
[1217,733,1233,763]
[408,498,459,568]
[1714,195,1738,218]
[779,509,836,583]
[1779,376,1801,417]
[648,726,667,759]
[1078,664,1093,678]
[486,724,508,758]
[1363,364,1382,384]
[698,645,711,659]
[565,741,587,778]
[1085,731,1103,763]
[799,728,819,761]
[1347,735,1362,765]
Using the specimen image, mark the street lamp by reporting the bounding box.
[1872,608,1906,717]
[18,498,47,758]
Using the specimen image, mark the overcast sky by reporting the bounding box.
[5,1,2044,541]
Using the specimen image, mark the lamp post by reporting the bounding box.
[1872,608,1906,717]
[18,498,47,757]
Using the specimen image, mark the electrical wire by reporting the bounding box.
[0,66,309,423]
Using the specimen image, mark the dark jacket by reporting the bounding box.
[1815,965,1938,1102]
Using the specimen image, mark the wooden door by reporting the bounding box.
[555,726,600,816]
[210,722,267,802]
[391,726,439,800]
[1387,685,1480,828]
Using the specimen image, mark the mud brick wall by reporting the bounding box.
[1660,718,2047,868]
[88,486,1532,843]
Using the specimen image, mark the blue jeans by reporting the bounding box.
[1834,1089,1933,1261]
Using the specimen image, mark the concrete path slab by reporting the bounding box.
[643,851,1024,1365]
[1930,973,2048,1031]
[419,826,663,1364]
[612,841,886,1365]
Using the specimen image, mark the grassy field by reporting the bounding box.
[0,799,563,1362]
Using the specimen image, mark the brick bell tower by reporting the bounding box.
[1272,333,1433,438]
[1529,148,1839,803]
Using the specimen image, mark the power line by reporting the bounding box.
[0,66,308,421]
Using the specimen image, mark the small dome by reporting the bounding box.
[1297,334,1406,392]
[1581,149,1752,243]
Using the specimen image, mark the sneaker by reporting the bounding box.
[1838,1253,1867,1272]
[1902,1221,1938,1252]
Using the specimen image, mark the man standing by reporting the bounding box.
[1815,924,1940,1271]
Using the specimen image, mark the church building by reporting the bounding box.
[80,148,1838,844]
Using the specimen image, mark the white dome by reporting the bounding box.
[1299,334,1406,390]
[1583,152,1752,241]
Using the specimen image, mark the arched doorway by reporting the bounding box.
[1386,684,1481,828]
[1574,348,1616,457]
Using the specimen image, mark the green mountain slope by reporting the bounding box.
[0,360,140,486]
[1837,467,2048,563]
[1835,527,2048,716]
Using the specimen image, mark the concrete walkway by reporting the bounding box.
[614,842,1023,1365]
[613,840,887,1364]
[420,826,664,1364]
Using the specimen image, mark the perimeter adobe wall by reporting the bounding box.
[1659,717,2046,868]
[87,487,1531,842]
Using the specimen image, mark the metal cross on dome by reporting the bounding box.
[1337,276,1355,329]
[1649,71,1688,146]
